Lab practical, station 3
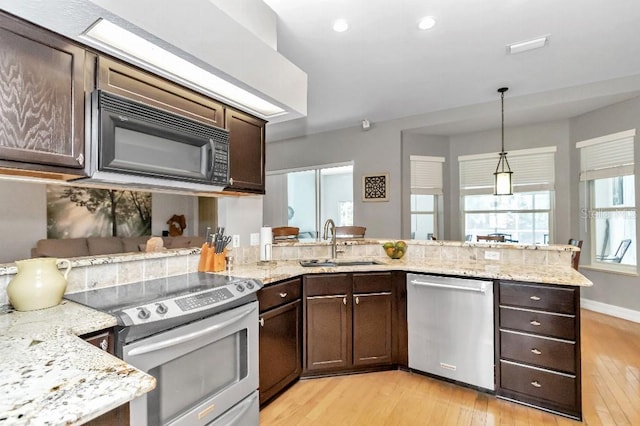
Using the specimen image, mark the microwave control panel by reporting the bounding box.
[212,140,229,185]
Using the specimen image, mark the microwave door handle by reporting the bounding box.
[205,138,214,180]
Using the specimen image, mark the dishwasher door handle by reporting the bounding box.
[410,279,488,294]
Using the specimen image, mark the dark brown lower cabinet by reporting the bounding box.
[496,280,582,420]
[303,272,395,375]
[259,299,303,404]
[258,277,303,405]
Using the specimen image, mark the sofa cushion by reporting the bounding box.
[87,237,124,256]
[122,236,152,253]
[35,238,90,258]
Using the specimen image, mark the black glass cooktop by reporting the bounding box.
[64,272,250,313]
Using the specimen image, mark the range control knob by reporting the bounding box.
[137,307,151,320]
[156,303,168,315]
[236,284,245,292]
[245,281,255,290]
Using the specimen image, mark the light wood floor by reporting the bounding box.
[259,309,640,425]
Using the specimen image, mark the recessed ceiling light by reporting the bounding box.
[418,16,436,30]
[507,36,549,54]
[333,19,349,33]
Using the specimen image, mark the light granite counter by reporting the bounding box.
[0,301,156,426]
[225,256,592,287]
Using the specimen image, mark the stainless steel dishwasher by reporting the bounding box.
[407,273,495,391]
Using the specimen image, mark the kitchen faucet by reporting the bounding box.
[323,218,337,259]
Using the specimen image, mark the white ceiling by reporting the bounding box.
[262,0,640,141]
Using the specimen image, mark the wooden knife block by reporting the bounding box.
[198,245,227,272]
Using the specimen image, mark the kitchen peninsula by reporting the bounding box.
[0,240,590,424]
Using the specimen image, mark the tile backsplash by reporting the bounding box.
[0,241,574,307]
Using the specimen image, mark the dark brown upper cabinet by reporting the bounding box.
[97,56,224,128]
[225,108,266,194]
[0,11,87,177]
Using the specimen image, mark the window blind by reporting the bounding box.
[410,155,444,195]
[459,147,556,195]
[576,129,635,181]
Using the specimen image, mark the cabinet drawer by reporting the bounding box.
[500,330,576,373]
[304,274,352,297]
[259,278,301,312]
[500,361,577,408]
[353,272,392,293]
[500,282,576,314]
[500,307,576,340]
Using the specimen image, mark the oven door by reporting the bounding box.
[123,301,258,426]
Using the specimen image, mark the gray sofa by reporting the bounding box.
[31,235,206,258]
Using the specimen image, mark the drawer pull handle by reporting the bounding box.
[531,380,542,388]
[530,296,541,301]
[531,348,542,355]
[259,318,264,327]
[530,320,541,326]
[279,292,288,298]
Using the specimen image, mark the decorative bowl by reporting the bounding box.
[382,241,407,259]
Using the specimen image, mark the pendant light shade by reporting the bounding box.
[494,87,513,195]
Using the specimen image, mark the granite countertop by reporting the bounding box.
[226,256,593,287]
[0,301,156,426]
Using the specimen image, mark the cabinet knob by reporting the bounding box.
[343,297,347,305]
[529,295,541,301]
[531,348,542,355]
[530,380,542,388]
[76,153,84,165]
[279,292,288,298]
[229,177,234,185]
[530,320,541,326]
[259,317,264,327]
[355,296,360,305]
[99,338,108,351]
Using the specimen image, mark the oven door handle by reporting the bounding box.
[127,304,256,357]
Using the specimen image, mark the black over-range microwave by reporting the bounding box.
[79,90,230,191]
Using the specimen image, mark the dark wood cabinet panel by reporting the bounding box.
[499,282,576,314]
[82,330,114,354]
[496,280,582,420]
[225,108,265,193]
[97,56,224,128]
[259,299,302,404]
[353,272,393,293]
[304,273,351,297]
[0,11,86,174]
[258,277,301,312]
[305,295,351,371]
[353,292,392,366]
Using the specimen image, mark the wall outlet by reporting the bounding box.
[484,251,500,261]
[232,234,240,248]
[250,233,260,246]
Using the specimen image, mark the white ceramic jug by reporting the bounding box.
[6,258,72,311]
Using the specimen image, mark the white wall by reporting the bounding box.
[217,195,264,246]
[0,181,47,262]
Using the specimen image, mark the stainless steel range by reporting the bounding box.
[65,272,262,426]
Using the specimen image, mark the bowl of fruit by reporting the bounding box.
[382,241,407,259]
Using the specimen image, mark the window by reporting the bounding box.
[264,163,353,239]
[410,156,444,240]
[577,130,636,271]
[459,147,556,244]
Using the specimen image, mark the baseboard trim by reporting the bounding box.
[581,298,640,323]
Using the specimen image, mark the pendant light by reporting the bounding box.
[494,87,513,195]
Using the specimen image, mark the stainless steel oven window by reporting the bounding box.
[124,301,258,426]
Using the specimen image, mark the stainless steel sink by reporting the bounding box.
[299,259,383,267]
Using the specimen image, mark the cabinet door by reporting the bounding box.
[353,292,393,366]
[259,300,302,405]
[305,295,351,372]
[82,330,114,354]
[225,108,266,193]
[0,12,86,171]
[97,56,224,127]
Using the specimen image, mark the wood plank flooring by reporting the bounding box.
[259,309,640,425]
